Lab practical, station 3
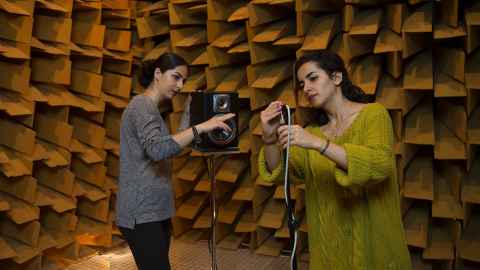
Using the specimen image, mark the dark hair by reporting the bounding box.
[294,50,370,126]
[138,52,189,88]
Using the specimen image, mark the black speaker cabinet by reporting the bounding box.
[190,91,239,152]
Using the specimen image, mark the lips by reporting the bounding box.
[307,94,317,102]
[171,89,180,96]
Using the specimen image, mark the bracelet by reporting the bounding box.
[192,125,201,145]
[320,139,330,154]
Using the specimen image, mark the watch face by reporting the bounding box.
[192,127,201,145]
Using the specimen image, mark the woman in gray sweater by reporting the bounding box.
[116,52,234,270]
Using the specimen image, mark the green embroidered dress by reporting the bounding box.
[258,103,411,269]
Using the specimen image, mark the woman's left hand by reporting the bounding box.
[277,125,321,150]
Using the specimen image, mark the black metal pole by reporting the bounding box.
[207,155,217,270]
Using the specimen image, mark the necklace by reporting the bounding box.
[327,109,361,139]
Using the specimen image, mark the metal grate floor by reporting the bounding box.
[67,239,309,270]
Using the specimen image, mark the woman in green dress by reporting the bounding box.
[258,50,411,269]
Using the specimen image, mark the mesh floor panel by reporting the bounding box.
[66,239,309,270]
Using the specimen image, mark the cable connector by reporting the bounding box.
[288,216,300,231]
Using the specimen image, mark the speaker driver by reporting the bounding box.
[207,116,237,146]
[213,94,231,113]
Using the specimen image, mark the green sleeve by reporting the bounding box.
[258,145,308,184]
[334,105,395,187]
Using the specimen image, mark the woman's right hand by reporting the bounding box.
[260,101,283,143]
[196,113,235,134]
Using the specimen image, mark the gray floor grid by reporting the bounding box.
[66,239,309,270]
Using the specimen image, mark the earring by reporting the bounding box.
[335,74,342,86]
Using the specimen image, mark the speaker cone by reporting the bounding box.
[207,115,237,146]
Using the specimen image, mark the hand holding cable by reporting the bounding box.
[277,125,329,153]
[260,101,283,144]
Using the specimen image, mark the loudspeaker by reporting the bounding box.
[190,91,239,152]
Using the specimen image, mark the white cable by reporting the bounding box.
[283,105,290,210]
[282,105,298,270]
[291,231,298,270]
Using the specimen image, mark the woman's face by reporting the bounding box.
[296,61,341,108]
[154,65,188,100]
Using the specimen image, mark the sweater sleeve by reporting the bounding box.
[133,99,182,161]
[177,98,191,132]
[334,105,395,187]
[177,108,190,132]
[258,144,308,184]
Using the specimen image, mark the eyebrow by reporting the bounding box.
[299,72,315,84]
[173,72,184,79]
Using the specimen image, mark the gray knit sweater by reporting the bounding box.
[116,94,189,229]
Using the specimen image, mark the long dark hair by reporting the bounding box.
[138,52,189,88]
[294,50,370,126]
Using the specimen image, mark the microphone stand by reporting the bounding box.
[204,150,240,270]
[206,154,218,270]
